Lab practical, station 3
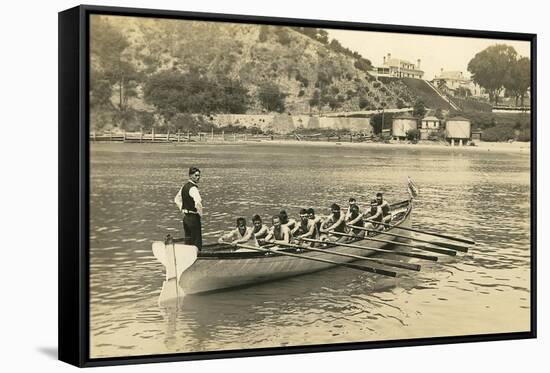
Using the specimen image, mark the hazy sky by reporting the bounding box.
[326,29,531,80]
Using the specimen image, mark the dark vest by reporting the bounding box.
[332,215,346,233]
[370,207,382,222]
[181,181,198,212]
[296,220,309,235]
[380,201,390,216]
[350,214,364,234]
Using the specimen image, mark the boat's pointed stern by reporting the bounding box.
[152,239,198,304]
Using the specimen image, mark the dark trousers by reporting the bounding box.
[183,213,202,250]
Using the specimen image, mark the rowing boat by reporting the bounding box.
[152,200,413,302]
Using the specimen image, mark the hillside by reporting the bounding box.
[90,16,415,131]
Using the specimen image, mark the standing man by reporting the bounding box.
[175,167,203,250]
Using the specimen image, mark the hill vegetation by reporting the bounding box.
[90,15,412,132]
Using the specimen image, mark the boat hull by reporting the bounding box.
[176,200,413,295]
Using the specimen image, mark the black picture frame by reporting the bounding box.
[58,4,537,367]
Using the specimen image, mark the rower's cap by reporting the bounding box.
[307,208,315,214]
[376,192,383,197]
[331,203,340,211]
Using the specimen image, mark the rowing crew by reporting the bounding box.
[218,193,392,249]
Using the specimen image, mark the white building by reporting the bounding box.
[372,53,424,79]
[432,70,484,97]
[419,116,441,140]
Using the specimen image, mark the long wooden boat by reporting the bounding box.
[152,200,413,302]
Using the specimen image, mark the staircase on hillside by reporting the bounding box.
[424,81,460,111]
[400,78,461,111]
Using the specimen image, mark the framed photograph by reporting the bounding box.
[59,4,536,367]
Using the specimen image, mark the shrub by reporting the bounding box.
[358,97,369,109]
[274,28,291,45]
[406,128,420,141]
[481,125,516,142]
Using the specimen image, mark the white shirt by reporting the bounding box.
[174,181,203,216]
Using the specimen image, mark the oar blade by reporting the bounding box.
[418,230,475,245]
[411,245,457,256]
[430,241,469,253]
[344,262,397,277]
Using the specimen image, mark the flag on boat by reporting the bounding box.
[407,176,418,198]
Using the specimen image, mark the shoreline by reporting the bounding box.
[91,139,531,154]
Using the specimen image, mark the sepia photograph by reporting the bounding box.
[86,11,533,360]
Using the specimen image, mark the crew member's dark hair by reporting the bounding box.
[331,203,340,211]
[307,208,315,215]
[236,217,246,227]
[376,192,383,197]
[189,166,201,176]
[252,214,262,223]
[349,197,356,203]
[279,209,288,224]
[299,208,308,215]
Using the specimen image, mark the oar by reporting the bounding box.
[301,236,438,261]
[347,225,463,254]
[236,244,398,277]
[363,218,475,246]
[289,239,420,271]
[330,230,456,257]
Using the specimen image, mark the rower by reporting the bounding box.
[376,192,392,224]
[218,217,259,248]
[364,199,385,232]
[252,214,269,241]
[344,197,361,220]
[265,215,291,245]
[292,208,317,243]
[320,203,346,241]
[279,209,297,231]
[346,204,366,238]
[307,208,322,239]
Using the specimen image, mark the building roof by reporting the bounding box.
[434,71,468,81]
[448,116,470,122]
[422,116,440,121]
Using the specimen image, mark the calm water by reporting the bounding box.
[89,142,531,358]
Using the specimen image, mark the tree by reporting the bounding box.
[258,83,286,113]
[90,16,140,129]
[467,44,518,105]
[143,70,249,118]
[504,56,531,106]
[309,89,321,112]
[413,99,426,117]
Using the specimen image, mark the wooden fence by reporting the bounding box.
[90,130,374,144]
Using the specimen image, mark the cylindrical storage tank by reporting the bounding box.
[446,116,471,139]
[392,114,417,138]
